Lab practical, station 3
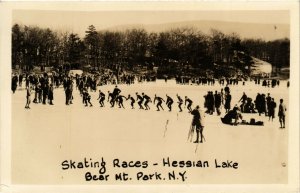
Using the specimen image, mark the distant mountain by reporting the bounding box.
[104,20,289,41]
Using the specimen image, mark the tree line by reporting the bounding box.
[12,24,290,76]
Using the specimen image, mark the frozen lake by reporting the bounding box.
[12,80,289,184]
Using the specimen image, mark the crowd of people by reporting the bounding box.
[174,75,287,88]
[12,72,288,96]
[13,71,288,144]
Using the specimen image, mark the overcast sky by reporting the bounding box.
[13,10,290,38]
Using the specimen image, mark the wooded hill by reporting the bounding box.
[12,23,290,78]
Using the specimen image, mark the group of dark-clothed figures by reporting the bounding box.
[238,92,280,122]
[202,87,232,115]
[220,93,286,127]
[190,88,287,143]
[19,73,55,109]
[13,72,288,143]
[95,86,194,114]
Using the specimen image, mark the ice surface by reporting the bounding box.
[12,80,289,184]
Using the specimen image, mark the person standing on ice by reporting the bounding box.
[37,83,42,103]
[185,96,193,113]
[191,105,205,143]
[25,86,32,109]
[166,94,174,112]
[268,98,276,121]
[48,84,54,105]
[207,91,215,115]
[255,93,262,115]
[33,83,40,103]
[112,85,121,98]
[64,77,71,105]
[278,99,287,128]
[12,74,18,93]
[64,76,74,105]
[214,91,221,115]
[176,94,183,112]
[154,94,165,111]
[261,94,267,115]
[266,93,272,116]
[18,73,23,87]
[224,85,230,94]
[224,91,231,113]
[127,94,135,109]
[203,91,209,113]
[42,82,49,105]
[220,88,225,106]
[239,92,248,113]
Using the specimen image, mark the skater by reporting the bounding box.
[278,99,287,128]
[142,93,152,110]
[176,94,183,112]
[154,94,165,111]
[83,89,93,107]
[185,96,193,113]
[166,95,173,112]
[97,90,105,107]
[116,95,126,108]
[136,92,144,109]
[108,86,121,108]
[127,94,135,109]
[107,91,115,107]
[191,106,205,143]
[25,86,31,109]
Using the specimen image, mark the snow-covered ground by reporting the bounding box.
[12,80,289,184]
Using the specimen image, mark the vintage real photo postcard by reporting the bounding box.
[0,1,299,193]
